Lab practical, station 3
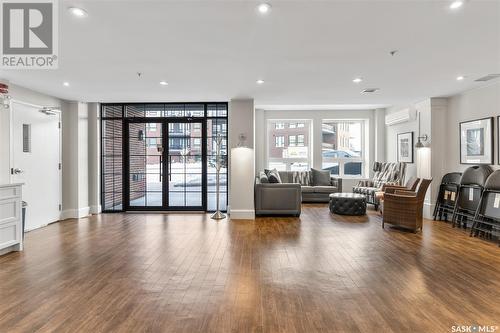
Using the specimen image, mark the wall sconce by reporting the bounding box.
[415,110,428,148]
[237,133,247,147]
[415,134,428,148]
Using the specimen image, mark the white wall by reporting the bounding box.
[385,106,419,179]
[254,108,377,192]
[384,82,500,218]
[61,102,90,219]
[228,99,255,219]
[0,82,62,184]
[385,99,446,217]
[446,82,500,172]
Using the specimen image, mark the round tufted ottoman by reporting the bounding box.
[329,193,367,215]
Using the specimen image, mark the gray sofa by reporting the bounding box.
[255,170,342,216]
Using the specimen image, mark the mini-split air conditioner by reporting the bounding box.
[385,108,416,126]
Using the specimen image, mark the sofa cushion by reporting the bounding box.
[292,171,311,185]
[353,186,378,195]
[301,186,315,193]
[372,162,406,188]
[278,171,290,183]
[313,186,338,194]
[311,168,331,186]
[268,169,282,183]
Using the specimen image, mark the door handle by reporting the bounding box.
[159,155,162,182]
[169,156,172,181]
[12,168,23,174]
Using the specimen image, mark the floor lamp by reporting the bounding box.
[211,133,226,220]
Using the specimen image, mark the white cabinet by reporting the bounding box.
[0,183,23,255]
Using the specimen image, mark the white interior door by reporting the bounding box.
[11,102,61,231]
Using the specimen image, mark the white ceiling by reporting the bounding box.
[1,0,499,107]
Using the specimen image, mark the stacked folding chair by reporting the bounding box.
[470,170,500,246]
[451,165,493,229]
[433,172,462,222]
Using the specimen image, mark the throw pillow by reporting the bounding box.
[311,168,331,186]
[259,172,269,183]
[267,169,282,183]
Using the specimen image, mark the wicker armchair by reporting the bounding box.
[383,176,420,194]
[381,179,432,233]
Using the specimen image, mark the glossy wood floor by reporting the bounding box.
[1,205,499,333]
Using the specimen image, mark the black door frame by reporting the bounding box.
[123,117,207,211]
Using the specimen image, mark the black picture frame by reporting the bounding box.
[459,117,493,165]
[397,131,414,163]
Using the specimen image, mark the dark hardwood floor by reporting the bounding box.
[1,205,499,333]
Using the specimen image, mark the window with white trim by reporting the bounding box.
[322,120,365,177]
[268,120,311,171]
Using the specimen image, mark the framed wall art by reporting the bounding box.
[397,132,414,163]
[459,117,493,165]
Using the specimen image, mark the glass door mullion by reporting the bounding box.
[162,120,168,208]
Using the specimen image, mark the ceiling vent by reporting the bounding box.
[475,74,500,82]
[361,88,380,93]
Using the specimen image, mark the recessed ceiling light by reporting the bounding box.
[449,1,463,9]
[159,81,168,86]
[352,77,363,83]
[68,7,88,17]
[257,3,271,14]
[63,82,70,87]
[256,79,265,84]
[456,75,465,81]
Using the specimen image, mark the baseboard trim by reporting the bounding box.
[0,243,22,255]
[25,224,48,232]
[90,205,102,214]
[423,202,435,220]
[61,207,90,220]
[230,209,255,220]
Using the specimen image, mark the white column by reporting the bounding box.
[61,101,90,219]
[88,103,101,214]
[374,108,386,164]
[254,108,265,173]
[228,99,255,219]
[414,98,448,219]
[428,98,448,218]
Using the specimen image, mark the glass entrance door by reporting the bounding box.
[125,120,205,210]
[167,122,204,209]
